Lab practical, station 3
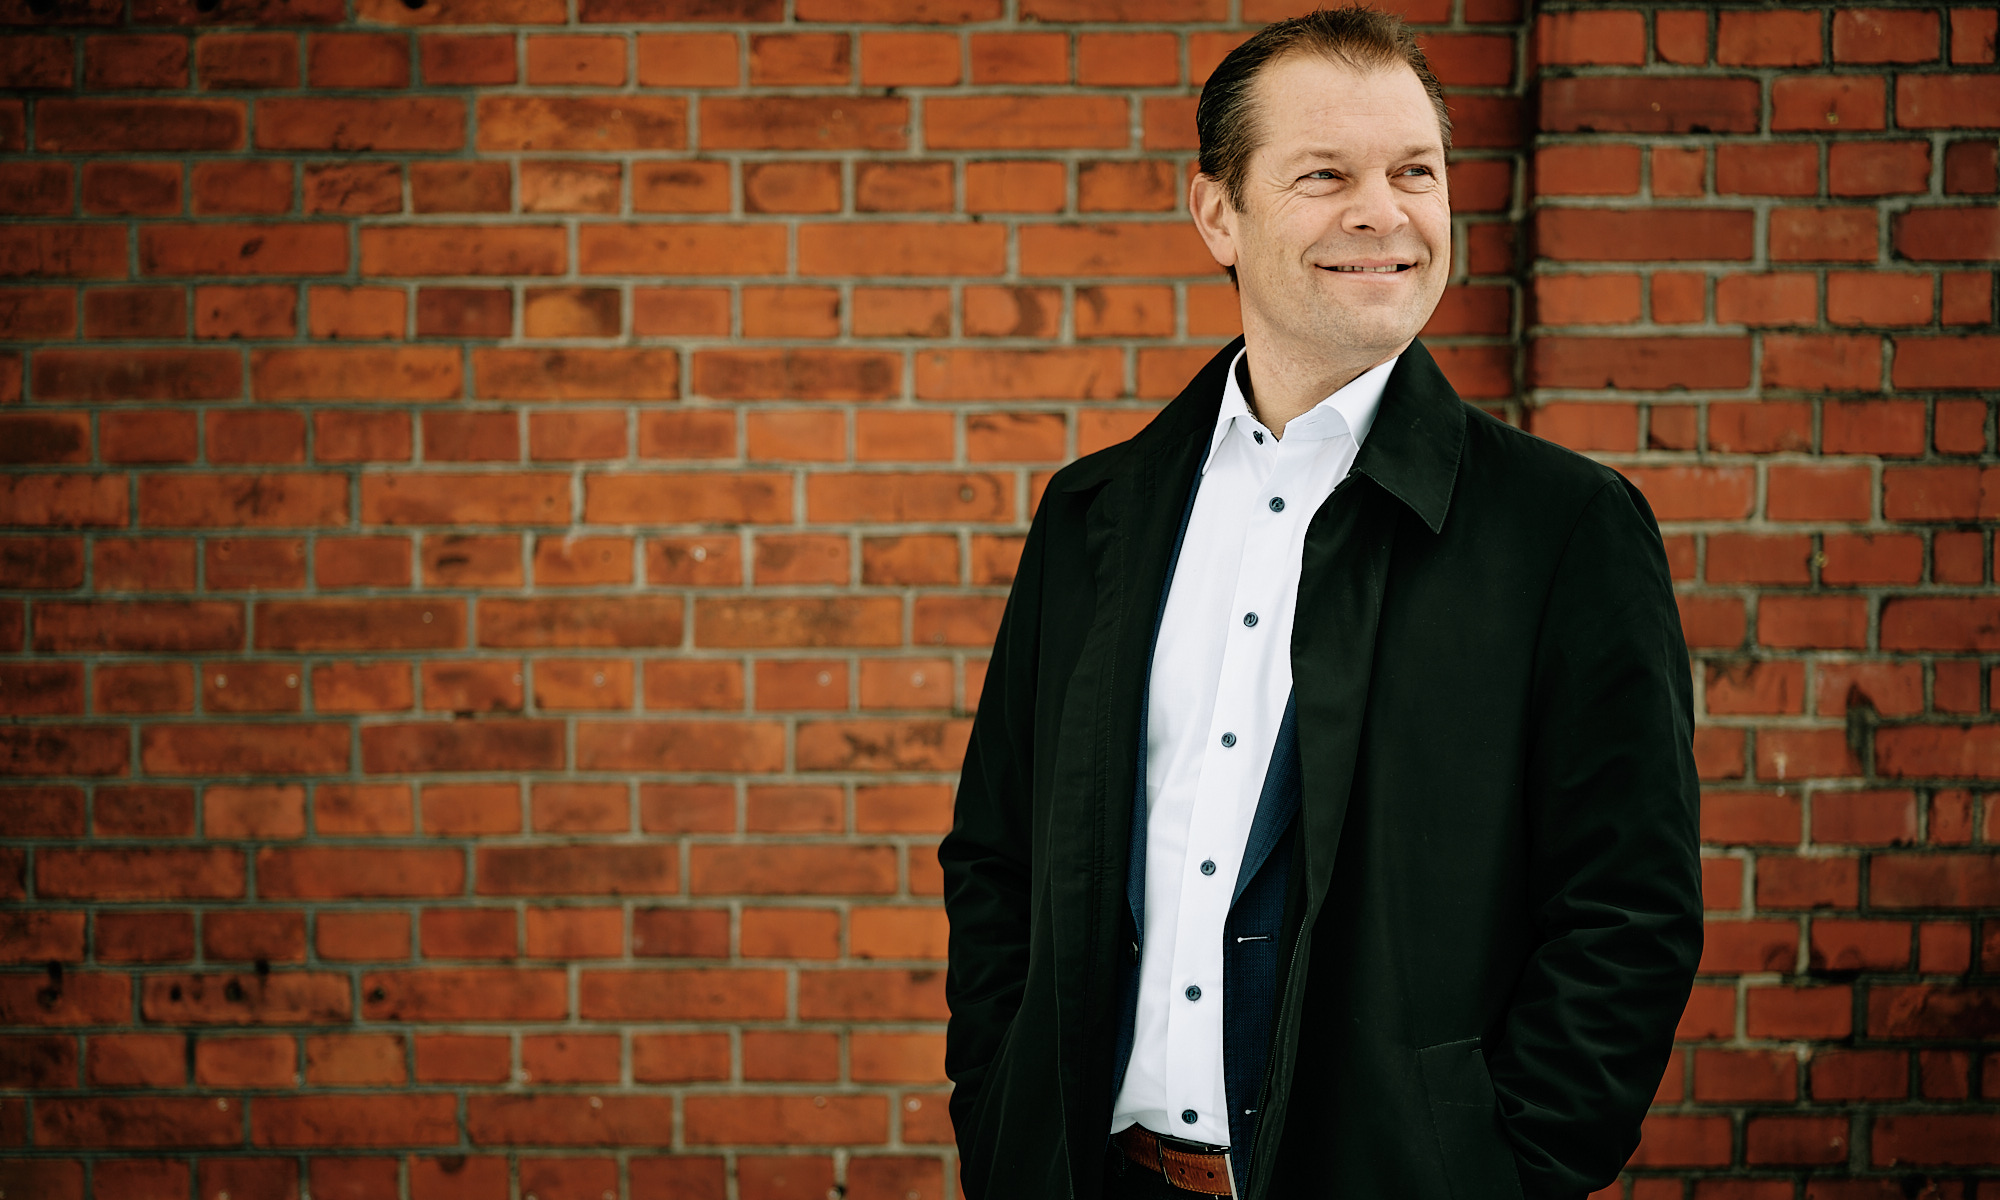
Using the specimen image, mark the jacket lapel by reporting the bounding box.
[1290,339,1466,897]
[1246,339,1468,1195]
[1043,338,1239,1183]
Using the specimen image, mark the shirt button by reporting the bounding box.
[1185,985,1201,1002]
[1253,430,1265,444]
[1268,497,1285,512]
[1182,1110,1199,1125]
[1242,612,1258,627]
[1200,859,1216,876]
[1220,732,1236,748]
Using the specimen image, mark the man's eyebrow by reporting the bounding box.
[1286,144,1445,164]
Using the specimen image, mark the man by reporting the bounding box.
[940,7,1703,1200]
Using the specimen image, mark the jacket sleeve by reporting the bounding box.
[938,502,1048,1168]
[1487,476,1704,1199]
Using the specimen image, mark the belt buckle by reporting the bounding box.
[1150,1130,1237,1199]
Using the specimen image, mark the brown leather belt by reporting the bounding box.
[1113,1125,1235,1196]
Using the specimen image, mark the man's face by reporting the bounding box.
[1196,54,1452,371]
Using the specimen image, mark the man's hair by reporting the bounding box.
[1196,6,1453,213]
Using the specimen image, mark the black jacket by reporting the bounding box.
[940,338,1703,1200]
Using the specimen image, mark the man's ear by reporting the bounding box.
[1188,170,1238,275]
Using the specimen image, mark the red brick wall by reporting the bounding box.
[0,0,1992,1194]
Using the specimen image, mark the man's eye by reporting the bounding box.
[1400,166,1433,177]
[1302,170,1337,181]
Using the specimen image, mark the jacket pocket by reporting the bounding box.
[1415,1038,1527,1200]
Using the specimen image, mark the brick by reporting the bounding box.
[465,1093,680,1144]
[197,33,298,88]
[1536,208,1754,262]
[78,290,181,344]
[0,911,86,962]
[1871,853,2000,907]
[1,36,75,89]
[694,349,899,401]
[703,96,907,150]
[1954,8,2000,63]
[1826,270,1931,326]
[477,96,686,153]
[0,226,126,280]
[1717,10,1822,66]
[928,95,1127,151]
[362,968,567,1022]
[87,35,190,88]
[523,160,621,212]
[304,162,402,215]
[1716,142,1817,197]
[140,222,348,277]
[361,225,563,276]
[422,537,524,588]
[1872,1114,2000,1166]
[303,33,406,89]
[856,161,954,214]
[861,32,959,86]
[1897,76,2000,129]
[361,719,563,773]
[579,223,784,276]
[35,1097,239,1148]
[478,845,677,896]
[683,1095,888,1147]
[1895,207,2000,262]
[359,0,562,22]
[585,473,790,524]
[750,33,850,85]
[95,915,193,965]
[416,287,510,337]
[527,905,624,956]
[421,33,513,83]
[1774,76,1888,133]
[1869,985,2000,1039]
[38,99,244,152]
[81,163,182,216]
[254,1095,457,1147]
[410,161,509,214]
[1532,12,1646,68]
[205,784,307,840]
[1831,141,1930,197]
[258,97,463,151]
[0,971,130,1027]
[1762,334,1883,391]
[139,972,348,1027]
[795,0,994,16]
[1940,270,1992,323]
[575,720,785,772]
[1893,336,2000,389]
[140,723,347,776]
[635,33,738,87]
[525,34,624,85]
[1834,9,1941,64]
[1541,77,1759,134]
[1533,145,1641,198]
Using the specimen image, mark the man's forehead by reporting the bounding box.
[1251,53,1444,150]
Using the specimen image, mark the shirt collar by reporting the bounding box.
[1201,346,1397,473]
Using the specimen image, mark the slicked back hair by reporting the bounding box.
[1197,6,1453,213]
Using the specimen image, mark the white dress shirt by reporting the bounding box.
[1110,347,1394,1146]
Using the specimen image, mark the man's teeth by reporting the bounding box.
[1329,264,1406,272]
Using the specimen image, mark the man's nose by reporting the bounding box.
[1342,174,1410,236]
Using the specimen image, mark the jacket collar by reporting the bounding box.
[1059,336,1466,536]
[1348,339,1464,535]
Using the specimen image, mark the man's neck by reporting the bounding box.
[1239,334,1406,440]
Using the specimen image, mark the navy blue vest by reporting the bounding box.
[1110,464,1302,1184]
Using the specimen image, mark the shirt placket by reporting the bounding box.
[1161,421,1293,1142]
